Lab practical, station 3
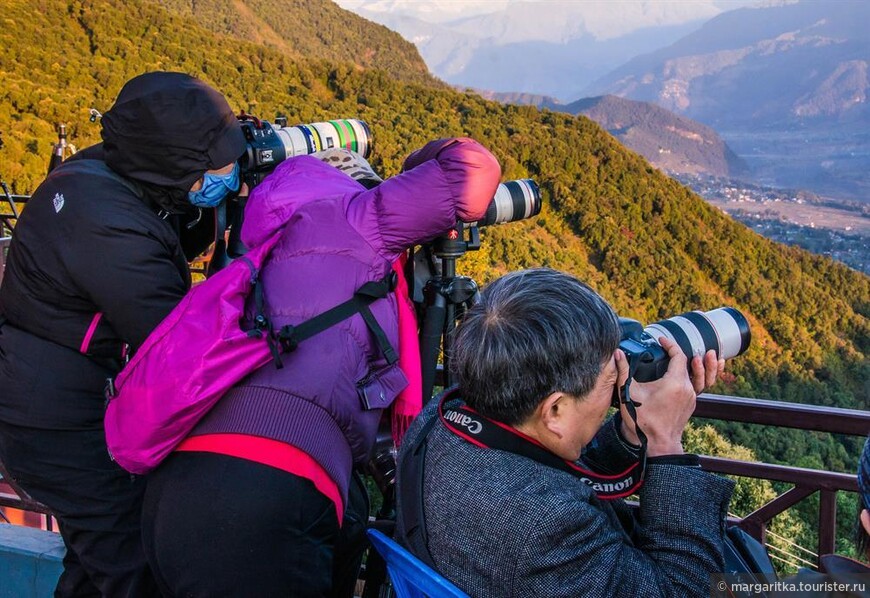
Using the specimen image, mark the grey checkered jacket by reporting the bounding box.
[396,400,735,597]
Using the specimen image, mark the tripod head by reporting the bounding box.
[47,124,77,175]
[415,223,483,403]
[431,222,480,260]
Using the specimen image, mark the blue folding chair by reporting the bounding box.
[366,529,469,598]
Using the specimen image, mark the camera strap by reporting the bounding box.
[612,359,649,488]
[437,388,646,500]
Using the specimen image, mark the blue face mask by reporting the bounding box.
[188,162,240,207]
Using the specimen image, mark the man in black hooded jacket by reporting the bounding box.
[0,71,246,597]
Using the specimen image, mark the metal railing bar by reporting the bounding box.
[699,456,859,492]
[0,462,51,515]
[0,495,53,515]
[818,490,837,556]
[764,530,819,557]
[695,394,870,436]
[764,543,818,569]
[743,486,816,525]
[768,550,814,571]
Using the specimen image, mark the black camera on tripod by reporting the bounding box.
[428,179,543,259]
[364,177,545,498]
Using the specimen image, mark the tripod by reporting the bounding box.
[46,124,77,175]
[362,222,483,597]
[417,223,482,405]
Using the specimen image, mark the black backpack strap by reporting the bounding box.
[276,270,399,364]
[241,256,285,369]
[396,413,440,568]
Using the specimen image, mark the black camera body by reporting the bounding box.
[238,119,285,187]
[618,319,671,383]
[618,307,751,384]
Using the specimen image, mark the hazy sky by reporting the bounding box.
[335,1,762,24]
[335,0,762,39]
[335,0,758,43]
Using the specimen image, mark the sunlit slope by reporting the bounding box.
[153,0,435,87]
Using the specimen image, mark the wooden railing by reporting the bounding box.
[694,394,867,564]
[0,460,54,530]
[0,186,25,286]
[0,237,10,287]
[0,185,24,236]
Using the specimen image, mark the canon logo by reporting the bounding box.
[580,477,633,493]
[443,410,483,434]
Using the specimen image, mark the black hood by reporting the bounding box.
[101,71,245,213]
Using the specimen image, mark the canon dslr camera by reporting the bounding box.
[618,307,751,384]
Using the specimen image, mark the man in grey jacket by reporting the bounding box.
[397,267,734,597]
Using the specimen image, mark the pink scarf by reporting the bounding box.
[390,253,423,447]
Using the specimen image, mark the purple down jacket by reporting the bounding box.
[190,138,501,502]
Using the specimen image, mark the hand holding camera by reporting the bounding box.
[613,306,747,455]
[618,339,723,456]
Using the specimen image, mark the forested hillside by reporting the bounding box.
[153,0,436,87]
[563,95,747,178]
[1,0,867,481]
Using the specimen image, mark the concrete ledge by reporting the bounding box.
[0,524,64,598]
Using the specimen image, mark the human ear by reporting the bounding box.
[861,509,870,538]
[539,392,565,439]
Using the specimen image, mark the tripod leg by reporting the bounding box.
[419,292,447,405]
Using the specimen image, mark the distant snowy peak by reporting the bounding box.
[491,1,722,43]
[336,0,725,42]
[331,0,757,99]
[334,0,507,24]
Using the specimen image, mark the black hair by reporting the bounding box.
[450,268,620,425]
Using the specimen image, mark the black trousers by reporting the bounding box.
[0,420,160,597]
[142,451,369,598]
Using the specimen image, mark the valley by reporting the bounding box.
[674,173,869,274]
[720,127,870,203]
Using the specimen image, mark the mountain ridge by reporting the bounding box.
[155,0,437,87]
[587,0,870,201]
[588,1,870,123]
[469,91,747,178]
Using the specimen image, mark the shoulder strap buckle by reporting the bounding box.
[277,324,299,353]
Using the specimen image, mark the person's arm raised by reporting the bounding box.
[345,138,501,260]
